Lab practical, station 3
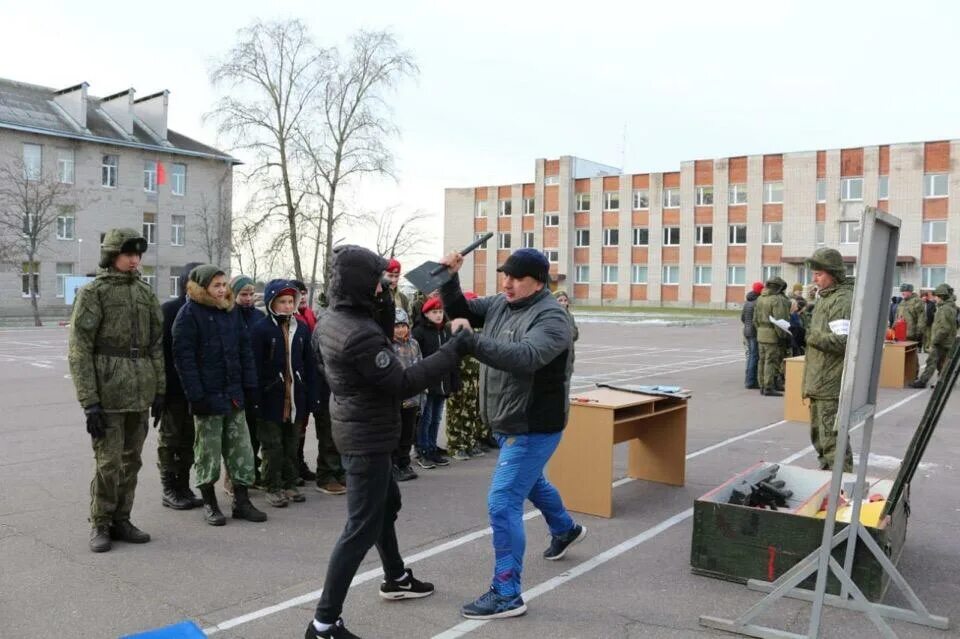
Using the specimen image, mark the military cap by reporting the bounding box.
[933,283,953,298]
[99,227,147,267]
[805,248,846,282]
[899,283,914,293]
[765,276,788,292]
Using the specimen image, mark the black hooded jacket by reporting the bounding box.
[741,290,759,339]
[161,262,202,399]
[317,245,470,455]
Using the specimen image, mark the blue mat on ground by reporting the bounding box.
[120,621,206,638]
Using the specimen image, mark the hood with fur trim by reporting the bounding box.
[186,279,235,311]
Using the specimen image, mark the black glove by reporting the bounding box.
[151,394,165,429]
[84,404,107,440]
[449,329,476,357]
[189,398,213,416]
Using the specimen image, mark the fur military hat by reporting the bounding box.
[933,283,953,298]
[899,283,914,293]
[99,228,147,268]
[805,248,846,282]
[765,276,788,292]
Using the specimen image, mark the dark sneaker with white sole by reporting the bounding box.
[461,588,527,619]
[379,568,435,600]
[543,523,587,560]
[304,617,361,639]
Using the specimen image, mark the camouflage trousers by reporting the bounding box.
[258,420,299,491]
[809,399,853,472]
[757,342,785,390]
[157,397,194,475]
[917,345,950,385]
[89,411,147,526]
[193,409,256,488]
[445,392,484,453]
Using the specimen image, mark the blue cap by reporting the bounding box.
[497,248,550,283]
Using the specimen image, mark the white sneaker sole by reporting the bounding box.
[379,588,435,600]
[461,602,528,619]
[544,525,588,561]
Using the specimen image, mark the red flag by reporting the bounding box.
[156,161,167,185]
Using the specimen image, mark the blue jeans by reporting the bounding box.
[416,394,445,455]
[488,431,575,597]
[745,336,759,387]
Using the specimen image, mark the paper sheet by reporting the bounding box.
[829,319,851,336]
[769,316,792,334]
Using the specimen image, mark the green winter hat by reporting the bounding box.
[553,289,570,300]
[899,283,914,293]
[933,283,953,298]
[805,248,846,282]
[765,276,788,292]
[230,274,255,296]
[189,264,225,288]
[99,227,147,268]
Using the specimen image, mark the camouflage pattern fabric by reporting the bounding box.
[258,420,300,490]
[445,354,483,453]
[809,399,852,472]
[757,342,783,390]
[802,278,854,400]
[917,346,950,385]
[89,411,148,525]
[896,294,927,342]
[193,409,256,487]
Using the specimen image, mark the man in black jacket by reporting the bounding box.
[307,245,474,639]
[740,282,762,389]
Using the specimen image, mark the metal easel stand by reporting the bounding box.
[699,207,950,638]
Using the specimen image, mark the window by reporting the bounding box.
[840,177,863,202]
[762,222,782,245]
[631,265,648,284]
[603,191,619,211]
[475,201,488,218]
[727,265,746,286]
[694,265,712,285]
[728,184,748,205]
[695,225,712,245]
[924,173,948,198]
[632,227,649,246]
[662,188,680,208]
[633,189,649,209]
[169,275,180,298]
[816,221,825,245]
[22,211,37,235]
[662,265,679,284]
[544,175,559,186]
[603,228,619,246]
[763,181,784,204]
[57,148,75,184]
[575,229,590,247]
[523,197,535,215]
[143,161,157,192]
[922,266,947,289]
[498,199,512,216]
[663,227,680,245]
[922,220,947,243]
[845,263,857,278]
[21,262,40,297]
[57,209,75,240]
[474,232,488,246]
[728,224,747,245]
[102,155,118,187]
[522,232,535,248]
[602,265,619,283]
[878,175,889,200]
[22,144,42,180]
[543,213,559,227]
[695,186,714,206]
[575,193,591,212]
[498,233,511,249]
[816,179,827,203]
[839,220,860,244]
[762,265,782,281]
[544,249,559,263]
[142,265,155,289]
[797,266,813,286]
[575,265,589,283]
[143,212,156,245]
[171,215,186,246]
[171,164,186,196]
[56,263,73,298]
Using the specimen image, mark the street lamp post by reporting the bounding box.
[77,237,83,274]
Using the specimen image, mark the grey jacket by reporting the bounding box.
[441,274,573,435]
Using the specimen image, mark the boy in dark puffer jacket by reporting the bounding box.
[412,297,460,467]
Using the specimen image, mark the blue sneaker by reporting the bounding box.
[543,523,587,560]
[461,588,527,619]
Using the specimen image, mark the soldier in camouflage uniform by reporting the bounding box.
[802,248,854,472]
[753,276,791,396]
[895,283,926,343]
[911,283,958,388]
[68,228,164,552]
[446,349,483,459]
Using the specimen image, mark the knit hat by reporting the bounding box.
[421,297,443,314]
[751,281,764,295]
[386,258,401,274]
[497,248,550,283]
[189,264,225,289]
[394,307,409,325]
[230,275,255,296]
[553,289,570,300]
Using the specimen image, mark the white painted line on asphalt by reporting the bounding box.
[202,390,926,636]
[430,389,927,639]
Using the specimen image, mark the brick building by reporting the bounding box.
[444,140,959,307]
[0,77,237,317]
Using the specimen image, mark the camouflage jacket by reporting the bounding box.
[68,268,164,412]
[802,278,854,400]
[753,290,791,344]
[895,295,926,341]
[392,336,423,408]
[930,295,959,349]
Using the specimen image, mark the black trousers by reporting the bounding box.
[314,452,405,623]
[393,406,418,469]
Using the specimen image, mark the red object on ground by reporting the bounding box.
[893,317,906,341]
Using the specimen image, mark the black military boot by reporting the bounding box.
[761,387,783,397]
[199,484,226,526]
[89,524,111,553]
[161,471,192,510]
[177,471,203,508]
[232,484,268,522]
[110,520,151,543]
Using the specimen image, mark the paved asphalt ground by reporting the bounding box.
[0,318,958,639]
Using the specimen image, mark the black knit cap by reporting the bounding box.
[497,248,550,283]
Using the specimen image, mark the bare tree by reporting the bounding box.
[0,155,80,326]
[195,189,231,266]
[298,29,418,304]
[206,19,329,281]
[364,207,434,259]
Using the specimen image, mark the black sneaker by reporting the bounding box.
[461,587,527,619]
[416,455,436,470]
[543,523,587,560]
[304,617,361,639]
[396,466,418,481]
[431,451,450,466]
[379,568,435,600]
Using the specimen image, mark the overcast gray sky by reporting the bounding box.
[2,0,957,266]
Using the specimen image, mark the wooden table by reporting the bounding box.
[784,356,809,423]
[879,340,919,388]
[546,388,687,518]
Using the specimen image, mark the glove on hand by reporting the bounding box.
[151,394,165,429]
[84,404,107,440]
[449,329,477,357]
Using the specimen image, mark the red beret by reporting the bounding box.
[386,258,401,274]
[751,281,764,295]
[463,291,479,300]
[421,297,443,314]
